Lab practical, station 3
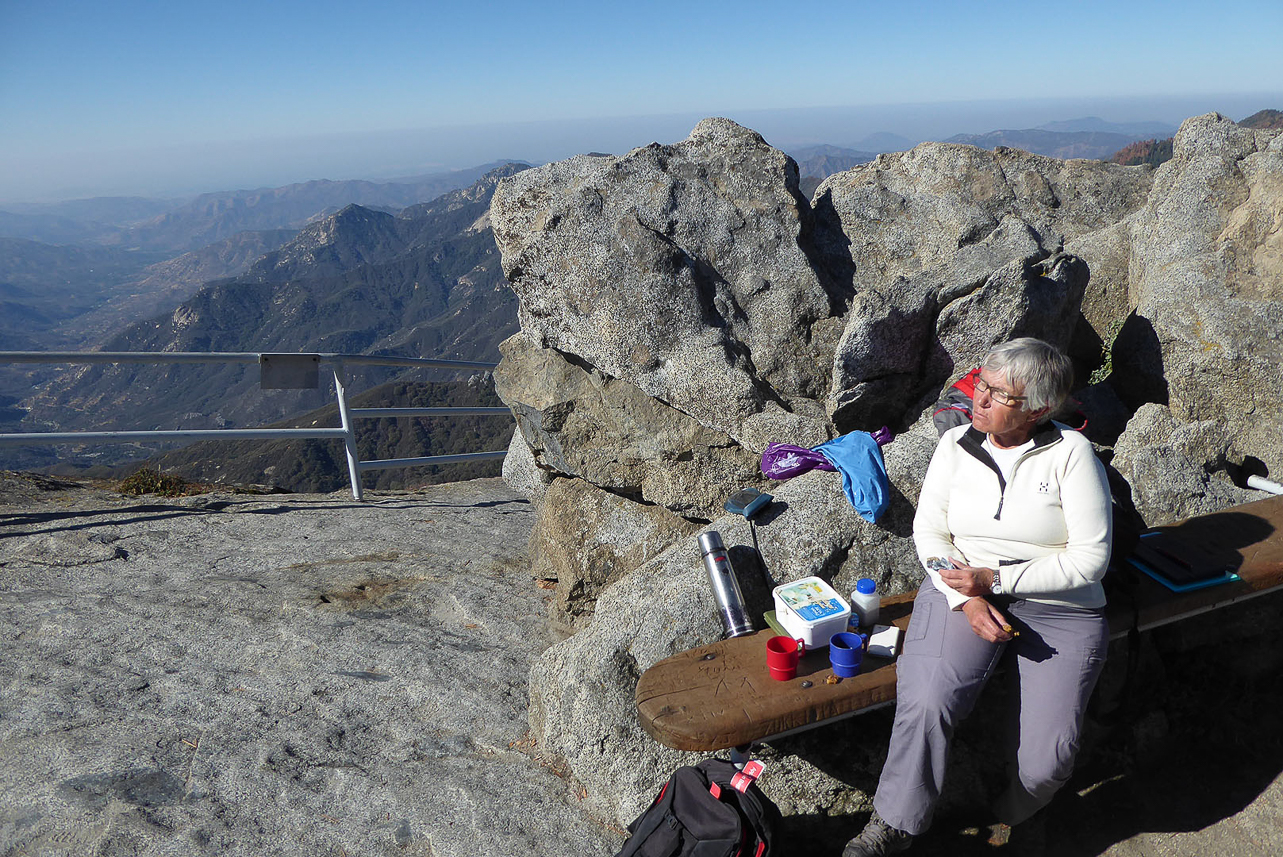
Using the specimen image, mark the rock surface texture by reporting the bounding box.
[488,113,1283,834]
[491,118,842,452]
[3,474,1279,857]
[1116,117,1283,472]
[0,474,623,856]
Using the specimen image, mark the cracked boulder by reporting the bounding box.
[493,331,773,521]
[490,117,844,451]
[1114,113,1283,476]
[529,477,700,634]
[813,143,1151,430]
[811,141,1152,296]
[828,225,1091,430]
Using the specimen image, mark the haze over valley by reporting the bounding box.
[4,106,1283,489]
[2,0,1279,490]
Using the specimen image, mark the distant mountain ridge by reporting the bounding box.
[790,145,878,198]
[1240,109,1283,129]
[1035,116,1177,136]
[0,162,526,251]
[945,128,1145,160]
[0,160,531,431]
[110,162,530,252]
[66,229,301,346]
[16,164,528,469]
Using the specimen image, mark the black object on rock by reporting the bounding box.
[614,758,779,857]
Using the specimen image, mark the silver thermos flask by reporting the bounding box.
[698,531,754,638]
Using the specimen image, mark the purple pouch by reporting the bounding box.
[760,443,836,480]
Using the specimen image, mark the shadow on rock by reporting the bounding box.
[765,593,1283,856]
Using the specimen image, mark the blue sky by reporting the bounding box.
[2,0,1281,202]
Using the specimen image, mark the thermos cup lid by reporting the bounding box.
[698,532,725,555]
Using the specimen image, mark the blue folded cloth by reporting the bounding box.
[813,431,891,523]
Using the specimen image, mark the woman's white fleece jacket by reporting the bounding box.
[913,421,1114,611]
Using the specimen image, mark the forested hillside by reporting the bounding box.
[20,166,526,456]
[126,376,514,493]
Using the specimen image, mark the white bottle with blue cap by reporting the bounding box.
[851,577,880,628]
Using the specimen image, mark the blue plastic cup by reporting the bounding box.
[829,631,867,677]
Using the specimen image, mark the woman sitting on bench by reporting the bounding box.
[845,337,1113,856]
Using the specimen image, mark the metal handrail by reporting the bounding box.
[0,351,510,501]
[0,350,500,370]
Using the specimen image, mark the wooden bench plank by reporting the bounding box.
[636,494,1283,752]
[636,594,915,752]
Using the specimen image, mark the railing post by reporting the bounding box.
[332,364,364,501]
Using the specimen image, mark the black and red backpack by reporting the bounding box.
[614,758,780,857]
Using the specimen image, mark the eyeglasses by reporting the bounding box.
[973,376,1026,407]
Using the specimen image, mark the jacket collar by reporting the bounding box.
[957,421,1065,520]
[960,420,1063,453]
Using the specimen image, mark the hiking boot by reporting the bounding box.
[842,811,914,857]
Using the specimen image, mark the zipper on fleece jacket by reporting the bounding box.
[957,424,1064,520]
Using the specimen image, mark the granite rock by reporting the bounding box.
[529,476,700,635]
[1116,113,1283,477]
[1111,403,1257,526]
[829,242,1090,430]
[814,143,1150,428]
[501,428,551,500]
[494,330,775,521]
[491,117,842,451]
[0,473,624,857]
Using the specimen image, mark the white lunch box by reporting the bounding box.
[771,576,852,648]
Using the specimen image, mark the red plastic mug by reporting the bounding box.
[765,635,806,681]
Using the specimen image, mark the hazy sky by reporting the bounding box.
[2,0,1281,202]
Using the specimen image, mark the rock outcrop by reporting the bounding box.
[815,142,1152,428]
[493,331,769,521]
[488,114,1283,826]
[0,474,623,857]
[491,119,841,452]
[1115,117,1283,474]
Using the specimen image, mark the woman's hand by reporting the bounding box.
[937,560,993,598]
[961,597,1015,643]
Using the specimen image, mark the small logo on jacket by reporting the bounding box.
[1038,481,1050,494]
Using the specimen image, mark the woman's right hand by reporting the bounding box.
[961,597,1015,643]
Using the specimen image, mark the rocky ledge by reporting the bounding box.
[2,471,1279,857]
[0,472,624,856]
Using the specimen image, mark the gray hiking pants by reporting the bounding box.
[873,577,1109,835]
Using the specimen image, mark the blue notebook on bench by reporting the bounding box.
[1127,532,1240,592]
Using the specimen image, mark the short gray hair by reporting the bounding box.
[982,337,1073,414]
